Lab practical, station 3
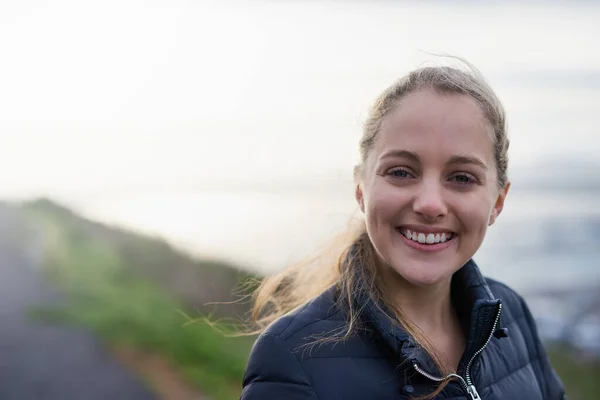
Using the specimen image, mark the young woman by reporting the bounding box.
[240,62,567,399]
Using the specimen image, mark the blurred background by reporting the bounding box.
[1,0,599,399]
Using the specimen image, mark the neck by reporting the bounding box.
[380,268,456,334]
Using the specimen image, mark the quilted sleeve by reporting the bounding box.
[240,333,319,400]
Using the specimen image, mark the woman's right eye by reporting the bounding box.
[386,167,412,178]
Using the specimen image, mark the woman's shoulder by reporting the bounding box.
[483,276,568,398]
[242,286,350,398]
[262,285,346,344]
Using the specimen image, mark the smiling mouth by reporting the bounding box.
[397,228,456,245]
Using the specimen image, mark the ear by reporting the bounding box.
[489,182,510,226]
[353,165,366,213]
[355,183,365,213]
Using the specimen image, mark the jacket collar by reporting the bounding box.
[351,258,502,375]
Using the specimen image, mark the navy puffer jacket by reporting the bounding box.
[241,260,567,399]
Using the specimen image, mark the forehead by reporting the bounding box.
[374,88,494,163]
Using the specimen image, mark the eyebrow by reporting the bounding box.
[447,155,488,170]
[380,150,488,170]
[380,150,420,163]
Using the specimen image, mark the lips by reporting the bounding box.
[399,228,455,244]
[395,226,457,252]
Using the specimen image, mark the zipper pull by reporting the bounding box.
[467,385,481,400]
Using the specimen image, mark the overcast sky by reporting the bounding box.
[1,0,599,199]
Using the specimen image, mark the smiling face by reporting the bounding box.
[356,88,509,288]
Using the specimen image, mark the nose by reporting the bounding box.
[413,181,447,220]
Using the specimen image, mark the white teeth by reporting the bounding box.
[400,229,454,245]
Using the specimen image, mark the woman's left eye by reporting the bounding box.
[450,173,477,184]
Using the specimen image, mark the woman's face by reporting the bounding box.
[356,88,509,288]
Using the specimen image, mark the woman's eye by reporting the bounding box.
[387,168,412,178]
[450,173,477,184]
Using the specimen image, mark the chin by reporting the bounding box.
[389,258,456,287]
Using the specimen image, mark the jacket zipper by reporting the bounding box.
[412,303,502,400]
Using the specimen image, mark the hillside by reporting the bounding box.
[22,198,257,319]
[18,198,258,400]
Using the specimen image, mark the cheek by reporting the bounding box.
[364,183,406,221]
[454,193,494,232]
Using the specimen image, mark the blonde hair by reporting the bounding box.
[248,59,509,398]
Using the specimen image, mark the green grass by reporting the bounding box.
[22,200,256,400]
[548,345,600,400]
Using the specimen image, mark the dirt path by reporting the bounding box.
[0,205,157,400]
